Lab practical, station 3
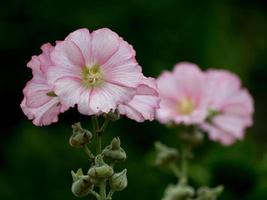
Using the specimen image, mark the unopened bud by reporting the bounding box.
[71,169,93,197]
[69,122,92,148]
[196,185,224,200]
[103,137,126,162]
[162,184,194,200]
[179,130,204,147]
[103,110,120,121]
[88,155,114,179]
[154,142,179,167]
[109,169,128,191]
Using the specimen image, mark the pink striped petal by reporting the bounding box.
[65,28,92,65]
[51,40,85,69]
[90,28,120,65]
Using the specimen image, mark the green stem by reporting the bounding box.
[169,162,181,179]
[179,146,188,185]
[89,190,101,200]
[92,116,101,154]
[99,181,106,200]
[100,117,110,133]
[83,145,95,160]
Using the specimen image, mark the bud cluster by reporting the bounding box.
[155,140,223,200]
[69,121,127,200]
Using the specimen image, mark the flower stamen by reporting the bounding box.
[177,99,195,115]
[82,65,103,87]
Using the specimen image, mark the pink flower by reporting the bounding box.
[21,43,69,126]
[156,62,208,125]
[118,77,160,122]
[47,28,143,115]
[201,70,254,145]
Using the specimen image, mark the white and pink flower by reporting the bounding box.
[47,28,143,116]
[156,62,209,125]
[201,70,254,145]
[21,43,69,126]
[118,77,160,122]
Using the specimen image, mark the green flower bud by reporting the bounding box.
[162,184,194,200]
[102,137,127,162]
[103,110,120,121]
[109,169,128,191]
[88,155,114,179]
[71,169,93,197]
[196,185,224,200]
[154,142,179,167]
[179,130,204,147]
[69,122,92,148]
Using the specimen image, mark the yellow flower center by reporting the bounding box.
[177,98,195,115]
[82,65,104,87]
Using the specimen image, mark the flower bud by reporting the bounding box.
[71,169,93,197]
[154,142,179,167]
[109,169,127,191]
[162,184,194,200]
[69,122,92,148]
[88,155,114,179]
[103,110,120,121]
[102,137,127,162]
[179,130,204,147]
[196,185,224,200]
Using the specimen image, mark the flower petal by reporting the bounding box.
[65,28,92,65]
[53,77,84,107]
[90,28,120,65]
[51,40,85,69]
[101,39,142,88]
[89,82,135,113]
[23,78,52,108]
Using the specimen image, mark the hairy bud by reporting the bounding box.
[109,169,128,191]
[103,137,126,162]
[162,184,194,200]
[69,122,92,148]
[71,169,93,197]
[88,155,114,179]
[154,142,179,167]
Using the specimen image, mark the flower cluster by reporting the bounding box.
[21,28,160,126]
[156,62,254,145]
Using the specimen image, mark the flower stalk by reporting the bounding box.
[155,129,223,200]
[70,114,127,200]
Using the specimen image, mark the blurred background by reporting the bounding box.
[1,0,267,199]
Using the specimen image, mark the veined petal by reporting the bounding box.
[118,104,144,122]
[103,61,142,88]
[101,39,142,87]
[77,88,95,115]
[23,78,52,108]
[89,82,136,113]
[90,28,120,65]
[53,77,84,107]
[118,77,160,122]
[65,28,92,64]
[47,65,81,84]
[21,97,67,126]
[51,40,85,69]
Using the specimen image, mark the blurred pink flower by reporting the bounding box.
[156,62,209,125]
[47,28,143,115]
[118,77,160,122]
[201,70,254,145]
[21,43,69,126]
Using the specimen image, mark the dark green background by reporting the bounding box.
[1,0,267,199]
